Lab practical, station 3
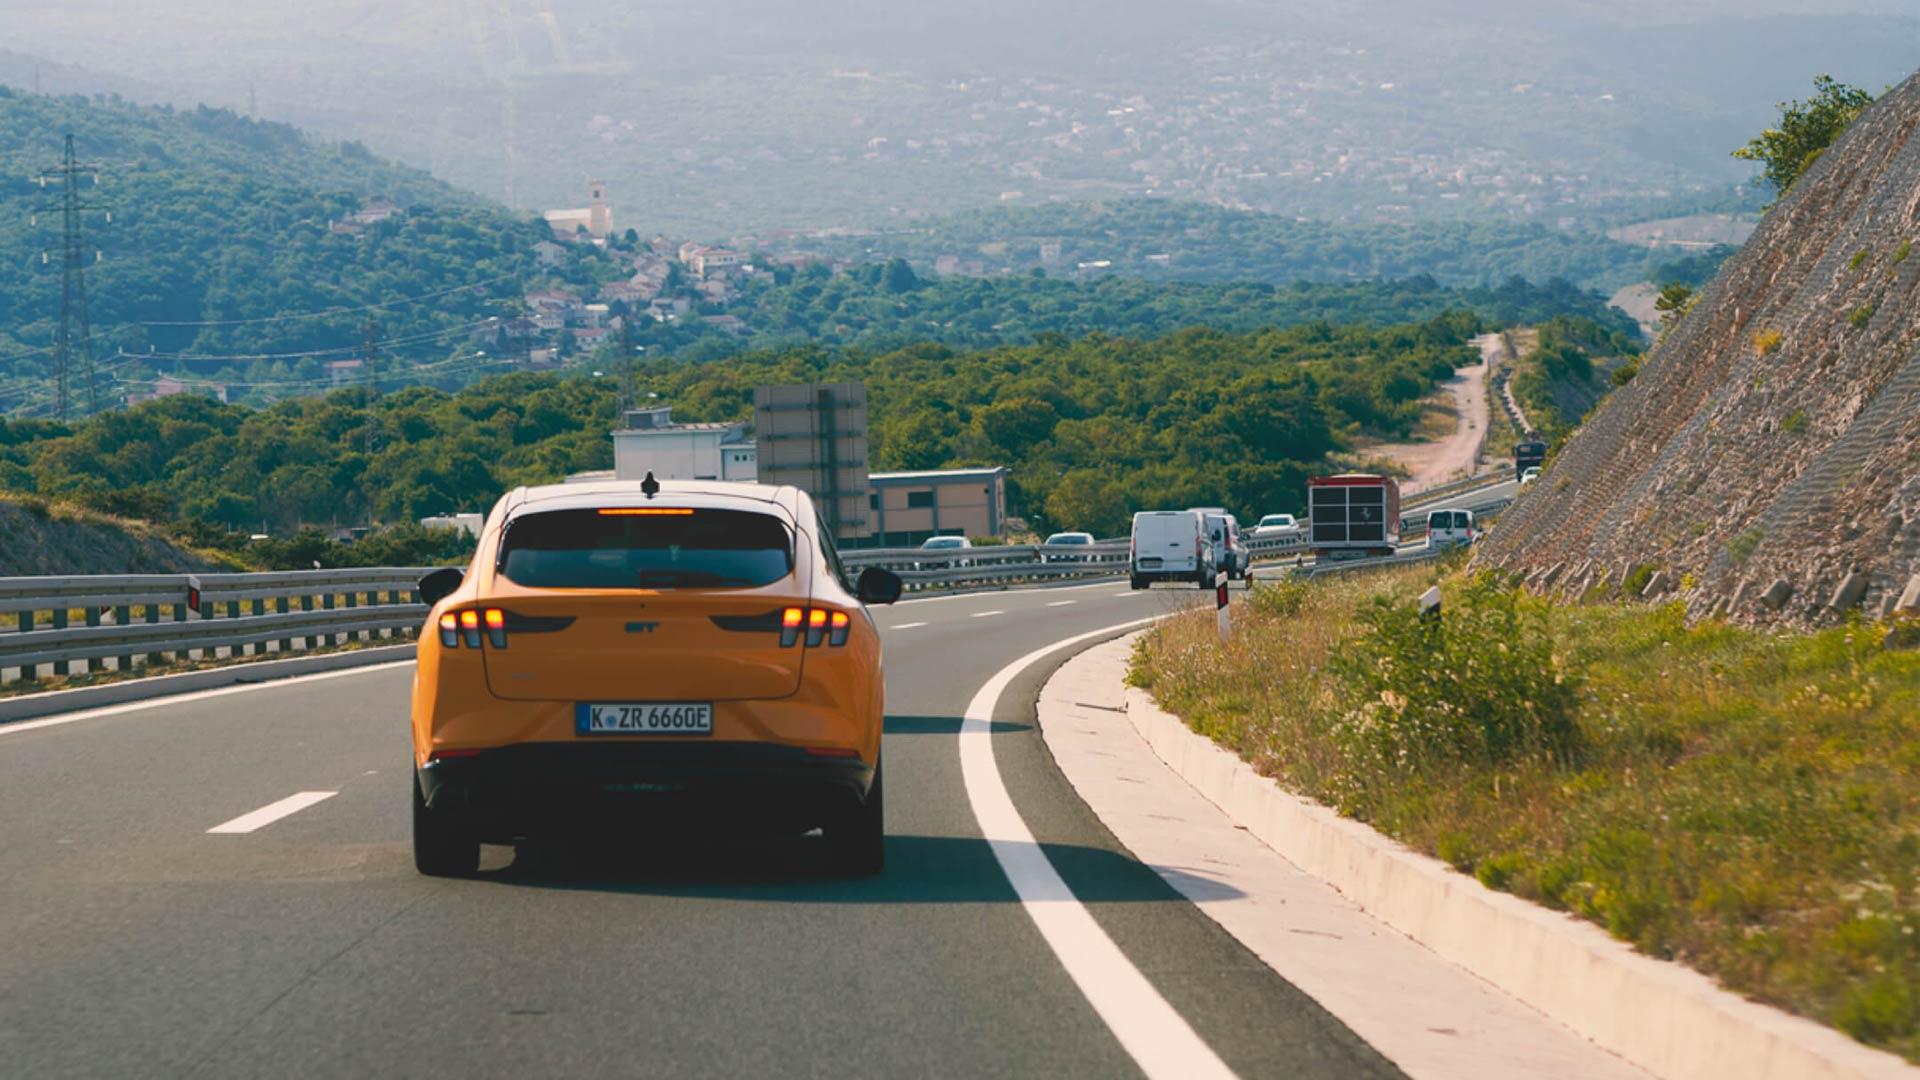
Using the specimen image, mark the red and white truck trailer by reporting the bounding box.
[1307,473,1401,559]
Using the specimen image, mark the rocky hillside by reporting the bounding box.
[1475,69,1920,627]
[0,498,231,576]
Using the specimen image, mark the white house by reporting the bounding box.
[611,406,756,482]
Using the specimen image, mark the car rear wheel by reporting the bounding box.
[1196,566,1212,588]
[826,754,884,876]
[413,777,480,877]
[1129,575,1145,590]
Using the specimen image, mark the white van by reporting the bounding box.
[1425,508,1476,550]
[1129,510,1212,589]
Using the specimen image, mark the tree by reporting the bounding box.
[1733,75,1875,199]
[882,258,919,294]
[1654,282,1697,341]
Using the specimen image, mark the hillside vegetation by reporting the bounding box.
[0,495,231,575]
[0,313,1484,540]
[0,90,614,407]
[622,269,1636,364]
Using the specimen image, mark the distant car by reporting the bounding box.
[1040,531,1095,562]
[915,534,973,569]
[1519,466,1542,485]
[1425,508,1476,551]
[1251,513,1301,539]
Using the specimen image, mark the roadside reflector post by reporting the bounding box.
[1216,571,1231,643]
[1419,586,1442,624]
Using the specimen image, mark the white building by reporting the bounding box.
[610,406,757,482]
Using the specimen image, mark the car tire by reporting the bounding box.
[827,754,884,876]
[1129,575,1145,590]
[413,777,480,877]
[1196,567,1212,589]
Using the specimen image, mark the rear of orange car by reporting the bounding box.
[409,479,895,876]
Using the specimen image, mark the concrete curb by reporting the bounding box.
[0,644,416,725]
[1118,653,1917,1080]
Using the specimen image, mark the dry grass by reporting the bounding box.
[1132,566,1920,1060]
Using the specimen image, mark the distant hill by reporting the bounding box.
[0,89,606,411]
[1476,69,1920,627]
[773,200,1677,293]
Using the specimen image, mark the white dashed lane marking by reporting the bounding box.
[207,791,337,835]
[888,621,929,630]
[970,610,1005,619]
[1046,600,1076,607]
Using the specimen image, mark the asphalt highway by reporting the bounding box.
[1,579,1404,1079]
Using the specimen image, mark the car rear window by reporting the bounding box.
[499,507,793,589]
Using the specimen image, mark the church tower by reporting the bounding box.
[587,179,611,239]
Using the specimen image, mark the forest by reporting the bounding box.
[0,311,1485,544]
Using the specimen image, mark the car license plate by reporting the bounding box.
[577,703,713,735]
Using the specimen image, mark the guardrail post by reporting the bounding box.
[51,608,68,676]
[301,594,316,649]
[173,600,189,663]
[82,606,100,675]
[345,590,361,642]
[278,595,292,653]
[144,603,161,669]
[18,608,34,681]
[323,591,339,646]
[115,605,131,673]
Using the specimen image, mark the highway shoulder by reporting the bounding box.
[1038,633,1650,1080]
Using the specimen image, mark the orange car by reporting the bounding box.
[409,474,901,877]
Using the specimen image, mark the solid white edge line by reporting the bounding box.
[207,790,338,834]
[0,660,417,739]
[959,617,1236,1080]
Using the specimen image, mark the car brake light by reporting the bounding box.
[781,606,804,648]
[438,612,459,647]
[829,610,850,646]
[806,607,829,647]
[458,609,482,648]
[483,607,507,648]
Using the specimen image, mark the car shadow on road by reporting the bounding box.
[479,831,1243,905]
[883,714,1030,735]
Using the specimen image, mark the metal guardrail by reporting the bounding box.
[0,568,430,684]
[1402,471,1510,508]
[843,541,1131,591]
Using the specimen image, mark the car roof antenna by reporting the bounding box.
[641,471,660,499]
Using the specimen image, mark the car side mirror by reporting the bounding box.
[418,567,465,606]
[856,566,903,606]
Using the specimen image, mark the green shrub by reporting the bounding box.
[1328,575,1581,774]
[1728,528,1765,562]
[1610,361,1639,386]
[1850,248,1871,270]
[1895,239,1912,266]
[1783,409,1809,434]
[1850,305,1875,330]
[1624,563,1657,596]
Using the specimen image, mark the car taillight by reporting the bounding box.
[771,606,852,649]
[437,607,572,649]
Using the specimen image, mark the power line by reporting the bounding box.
[131,315,505,363]
[136,271,525,328]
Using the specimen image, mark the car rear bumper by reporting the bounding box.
[418,740,876,838]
